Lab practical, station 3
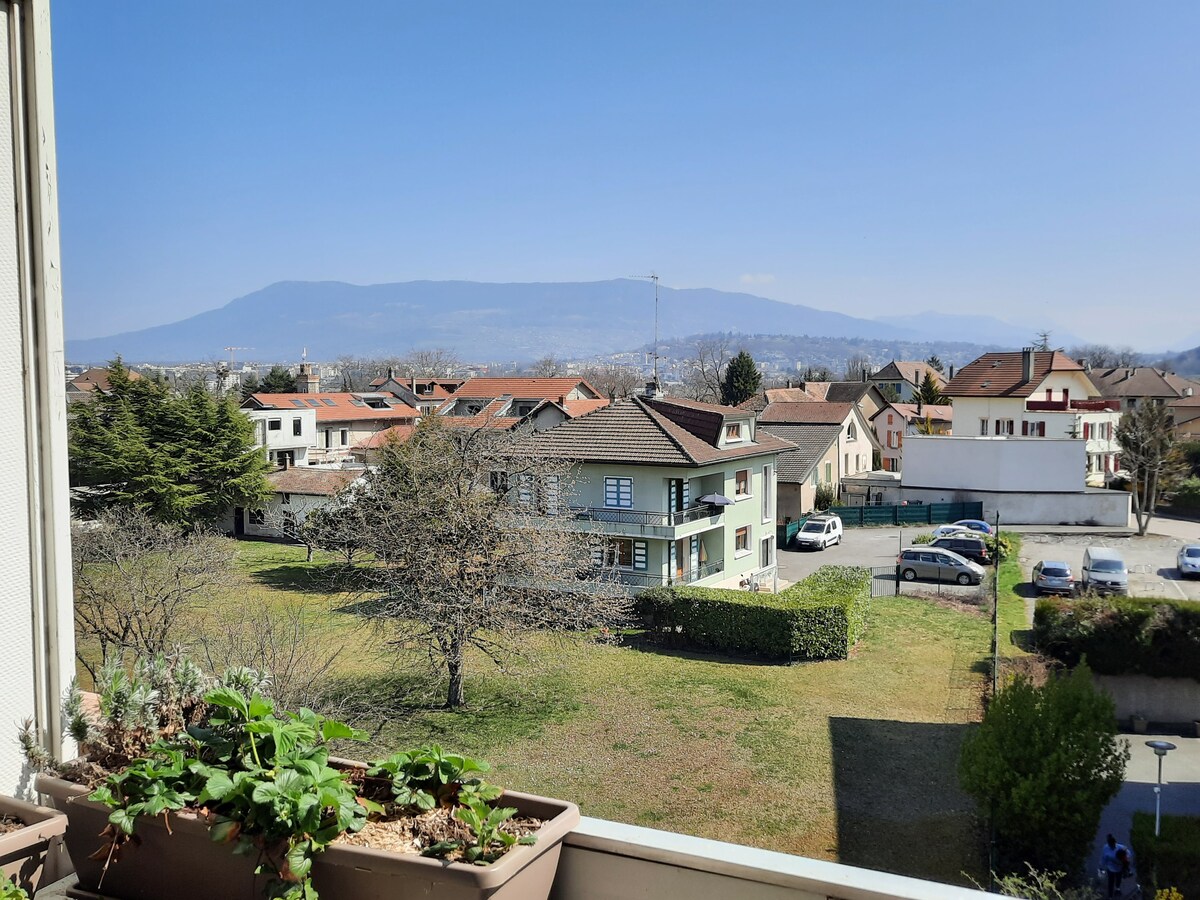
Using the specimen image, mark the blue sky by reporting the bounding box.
[53,1,1199,349]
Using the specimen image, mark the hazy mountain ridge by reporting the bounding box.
[67,278,1054,365]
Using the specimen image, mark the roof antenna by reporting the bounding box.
[630,273,660,384]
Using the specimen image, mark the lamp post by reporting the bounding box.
[1146,740,1177,837]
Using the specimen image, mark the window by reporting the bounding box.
[994,419,1014,435]
[847,421,857,441]
[761,536,774,568]
[322,399,336,406]
[247,509,265,526]
[604,476,633,508]
[598,538,646,570]
[735,469,749,496]
[725,423,742,441]
[489,471,509,494]
[1046,388,1053,401]
[280,493,291,506]
[887,413,893,425]
[844,453,849,472]
[735,526,750,554]
[267,418,282,431]
[1083,422,1091,440]
[611,539,633,568]
[307,399,320,407]
[291,399,306,408]
[292,418,302,437]
[979,418,989,436]
[324,429,332,449]
[340,429,349,446]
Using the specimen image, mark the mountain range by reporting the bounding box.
[66,279,1078,364]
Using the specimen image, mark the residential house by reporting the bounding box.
[518,391,793,591]
[742,382,888,422]
[244,406,318,467]
[868,360,947,403]
[871,402,953,473]
[65,366,141,403]
[1171,395,1200,441]
[436,376,607,431]
[1088,365,1200,412]
[368,370,464,414]
[944,348,1121,485]
[236,466,362,539]
[755,400,880,520]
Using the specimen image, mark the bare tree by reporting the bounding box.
[303,491,371,565]
[335,418,630,708]
[397,348,460,378]
[579,363,642,399]
[678,336,731,402]
[843,352,872,382]
[1116,402,1182,535]
[527,355,565,377]
[1033,331,1053,352]
[72,509,238,678]
[336,355,391,391]
[800,364,836,382]
[1068,344,1141,370]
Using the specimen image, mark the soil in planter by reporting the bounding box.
[337,807,543,862]
[0,815,25,835]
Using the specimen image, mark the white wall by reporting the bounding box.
[901,486,1130,526]
[903,435,1085,493]
[0,0,76,795]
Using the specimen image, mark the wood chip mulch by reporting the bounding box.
[337,806,542,861]
[0,815,26,835]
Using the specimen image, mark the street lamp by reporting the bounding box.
[1146,740,1177,837]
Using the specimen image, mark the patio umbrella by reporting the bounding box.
[697,493,734,506]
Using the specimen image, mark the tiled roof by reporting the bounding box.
[741,383,875,412]
[758,424,842,483]
[440,397,523,430]
[351,425,416,449]
[757,401,854,425]
[243,392,418,422]
[872,361,947,388]
[68,367,142,393]
[265,467,359,496]
[1089,367,1200,401]
[561,398,610,418]
[451,377,602,400]
[885,403,954,423]
[943,351,1087,399]
[519,397,794,467]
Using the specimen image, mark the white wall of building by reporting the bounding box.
[903,435,1086,493]
[901,486,1130,527]
[246,407,316,464]
[0,0,76,794]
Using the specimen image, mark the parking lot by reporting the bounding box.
[776,524,1200,602]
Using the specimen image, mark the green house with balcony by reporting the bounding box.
[521,390,794,591]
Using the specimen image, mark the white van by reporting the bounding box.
[1081,547,1129,595]
[794,514,843,551]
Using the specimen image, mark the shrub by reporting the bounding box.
[638,565,870,661]
[911,533,934,545]
[814,482,836,511]
[1033,595,1200,681]
[1169,476,1200,510]
[959,665,1128,876]
[1131,812,1200,898]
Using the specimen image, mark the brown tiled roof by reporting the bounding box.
[452,377,601,400]
[642,397,730,444]
[872,361,947,388]
[757,401,854,425]
[561,398,610,418]
[758,424,842,482]
[243,392,418,422]
[1089,367,1200,401]
[351,425,416,449]
[944,351,1087,399]
[519,397,794,467]
[741,383,875,413]
[885,402,954,423]
[69,367,142,393]
[265,467,359,496]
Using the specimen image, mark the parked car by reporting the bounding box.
[1178,544,1200,579]
[930,535,993,566]
[953,519,994,535]
[794,514,843,550]
[1032,560,1075,595]
[1080,547,1129,595]
[931,524,973,538]
[897,548,985,585]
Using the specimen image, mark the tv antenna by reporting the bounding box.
[630,273,660,383]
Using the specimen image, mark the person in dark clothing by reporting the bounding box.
[1101,833,1131,898]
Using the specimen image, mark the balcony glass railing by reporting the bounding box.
[567,505,720,527]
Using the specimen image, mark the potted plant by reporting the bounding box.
[0,793,67,897]
[69,686,577,900]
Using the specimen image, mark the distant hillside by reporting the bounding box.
[873,312,1084,350]
[65,279,1037,365]
[1153,345,1200,378]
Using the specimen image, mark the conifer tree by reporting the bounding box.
[240,371,260,401]
[719,350,762,407]
[916,370,947,406]
[259,365,296,393]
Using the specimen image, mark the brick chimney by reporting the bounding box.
[296,362,320,393]
[1021,347,1035,383]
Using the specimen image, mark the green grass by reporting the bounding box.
[159,540,995,885]
[995,533,1032,657]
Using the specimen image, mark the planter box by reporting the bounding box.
[60,788,578,900]
[0,793,68,896]
[33,770,89,812]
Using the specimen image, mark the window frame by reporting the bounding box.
[735,525,750,555]
[734,469,750,497]
[292,418,302,437]
[603,476,634,509]
[724,422,743,442]
[267,418,282,432]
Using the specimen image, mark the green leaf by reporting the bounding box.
[202,771,235,801]
[320,719,367,742]
[109,808,138,836]
[285,841,312,880]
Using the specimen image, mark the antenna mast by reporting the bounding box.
[630,273,660,383]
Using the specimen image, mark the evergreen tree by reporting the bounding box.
[916,370,947,406]
[259,365,296,393]
[719,351,762,407]
[69,361,270,528]
[925,355,944,373]
[240,371,260,401]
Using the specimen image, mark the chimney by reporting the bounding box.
[948,364,955,380]
[387,366,394,380]
[280,454,290,471]
[296,362,320,393]
[1021,347,1035,383]
[643,379,665,400]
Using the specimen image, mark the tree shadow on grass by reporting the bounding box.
[251,563,374,595]
[830,716,985,887]
[615,631,788,668]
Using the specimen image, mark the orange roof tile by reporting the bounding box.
[351,425,416,449]
[243,392,418,422]
[452,377,601,400]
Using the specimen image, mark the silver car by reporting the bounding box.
[1179,544,1200,579]
[1032,560,1075,596]
[897,547,985,586]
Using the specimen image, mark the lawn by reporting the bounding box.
[996,533,1032,658]
[206,539,993,886]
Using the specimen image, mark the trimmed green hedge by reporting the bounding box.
[638,565,871,661]
[1132,812,1200,898]
[1033,595,1200,681]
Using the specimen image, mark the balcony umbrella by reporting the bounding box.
[697,493,734,505]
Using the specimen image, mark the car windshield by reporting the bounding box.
[801,522,824,533]
[1040,567,1069,578]
[1091,559,1126,573]
[1185,548,1200,558]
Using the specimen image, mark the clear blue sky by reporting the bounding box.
[52,1,1199,349]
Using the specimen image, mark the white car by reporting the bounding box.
[931,524,973,538]
[794,514,843,550]
[1179,544,1200,579]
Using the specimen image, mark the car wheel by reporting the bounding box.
[902,568,917,581]
[957,573,972,586]
[820,539,827,550]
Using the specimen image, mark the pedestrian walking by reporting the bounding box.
[1101,834,1132,898]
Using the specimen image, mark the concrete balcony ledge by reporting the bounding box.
[552,817,991,900]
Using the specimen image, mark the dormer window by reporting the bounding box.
[724,422,743,442]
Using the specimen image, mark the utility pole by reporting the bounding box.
[630,273,660,384]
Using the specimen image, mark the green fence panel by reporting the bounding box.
[862,506,896,526]
[816,501,983,528]
[897,505,931,525]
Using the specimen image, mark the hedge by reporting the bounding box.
[1033,595,1200,681]
[637,565,871,661]
[1132,812,1200,898]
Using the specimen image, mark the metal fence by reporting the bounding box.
[825,501,984,528]
[870,565,899,597]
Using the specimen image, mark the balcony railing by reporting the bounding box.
[1025,398,1120,412]
[568,505,721,527]
[612,561,725,589]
